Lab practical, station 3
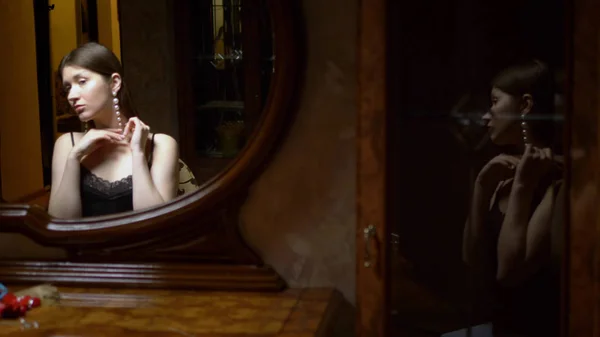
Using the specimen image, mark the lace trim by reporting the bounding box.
[81,167,132,197]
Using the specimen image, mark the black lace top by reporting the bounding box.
[70,132,154,217]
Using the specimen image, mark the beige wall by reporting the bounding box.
[0,0,66,258]
[0,0,44,201]
[97,0,113,52]
[50,0,79,71]
[110,0,121,59]
[240,0,358,303]
[97,0,121,60]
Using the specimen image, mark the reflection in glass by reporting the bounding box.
[388,0,565,336]
[48,43,181,219]
[186,0,274,183]
[463,60,563,337]
[16,0,276,217]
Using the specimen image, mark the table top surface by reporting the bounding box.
[0,287,343,337]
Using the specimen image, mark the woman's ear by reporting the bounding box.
[109,73,122,94]
[520,93,534,116]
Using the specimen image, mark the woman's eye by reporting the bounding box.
[78,79,87,85]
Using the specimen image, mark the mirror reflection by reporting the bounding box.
[0,0,274,219]
[183,0,274,182]
[388,0,564,336]
[462,60,563,337]
[49,42,180,218]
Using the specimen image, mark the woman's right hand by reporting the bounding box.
[476,154,520,189]
[69,128,125,160]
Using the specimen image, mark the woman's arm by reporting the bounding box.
[48,129,125,218]
[463,154,520,273]
[131,134,179,211]
[463,178,497,274]
[496,181,557,286]
[48,133,83,218]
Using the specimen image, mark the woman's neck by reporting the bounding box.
[92,108,125,131]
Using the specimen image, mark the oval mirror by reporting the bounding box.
[0,0,298,219]
[0,0,301,289]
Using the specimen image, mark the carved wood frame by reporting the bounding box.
[567,0,600,335]
[0,0,303,291]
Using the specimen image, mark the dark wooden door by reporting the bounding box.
[568,0,600,335]
[356,0,600,336]
[356,0,389,336]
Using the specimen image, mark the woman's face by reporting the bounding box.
[62,65,112,122]
[483,87,523,146]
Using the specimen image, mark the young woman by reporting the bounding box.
[48,42,179,219]
[462,60,563,337]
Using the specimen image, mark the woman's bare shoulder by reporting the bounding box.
[54,132,83,148]
[152,133,178,147]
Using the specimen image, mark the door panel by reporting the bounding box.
[356,0,389,336]
[568,0,600,335]
[354,0,600,336]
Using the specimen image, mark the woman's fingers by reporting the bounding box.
[523,143,533,157]
[507,156,520,166]
[131,118,150,139]
[123,118,146,139]
[543,148,552,159]
[498,155,520,167]
[103,131,124,141]
[122,119,136,137]
[115,118,151,147]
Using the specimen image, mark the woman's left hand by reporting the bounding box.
[122,117,150,155]
[514,144,554,188]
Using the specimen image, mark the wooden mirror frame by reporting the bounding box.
[0,0,303,291]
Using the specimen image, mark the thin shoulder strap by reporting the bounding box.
[148,133,156,167]
[70,132,74,146]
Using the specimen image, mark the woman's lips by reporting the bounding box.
[74,105,85,113]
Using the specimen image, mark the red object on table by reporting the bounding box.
[0,292,41,318]
[1,293,16,305]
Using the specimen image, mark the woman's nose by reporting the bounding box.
[67,88,79,102]
[482,111,492,120]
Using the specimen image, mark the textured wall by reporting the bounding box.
[119,0,179,141]
[240,0,358,304]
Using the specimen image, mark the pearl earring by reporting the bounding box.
[113,91,122,132]
[521,114,529,144]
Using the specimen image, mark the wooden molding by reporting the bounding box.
[0,261,285,291]
[568,0,600,335]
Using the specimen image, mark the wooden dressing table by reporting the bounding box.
[0,287,347,336]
